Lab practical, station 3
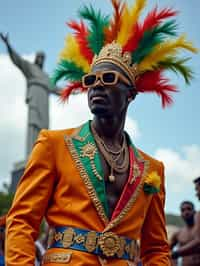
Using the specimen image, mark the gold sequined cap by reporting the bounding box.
[91,42,138,85]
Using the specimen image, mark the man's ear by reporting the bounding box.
[128,96,133,103]
[128,88,137,102]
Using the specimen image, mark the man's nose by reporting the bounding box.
[91,79,105,91]
[94,78,103,87]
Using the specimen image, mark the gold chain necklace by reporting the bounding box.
[91,124,129,182]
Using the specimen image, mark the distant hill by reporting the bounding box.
[166,213,184,227]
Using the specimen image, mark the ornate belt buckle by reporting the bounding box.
[98,232,120,257]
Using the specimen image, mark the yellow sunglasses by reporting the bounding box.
[82,70,131,88]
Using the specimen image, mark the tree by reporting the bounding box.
[0,182,14,215]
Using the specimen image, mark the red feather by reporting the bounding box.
[123,22,141,52]
[123,7,177,52]
[60,82,85,102]
[105,0,125,43]
[136,70,178,108]
[142,6,178,32]
[67,20,94,63]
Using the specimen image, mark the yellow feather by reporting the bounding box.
[59,34,90,73]
[117,0,147,46]
[138,34,198,72]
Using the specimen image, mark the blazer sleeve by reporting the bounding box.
[140,162,171,265]
[5,130,56,266]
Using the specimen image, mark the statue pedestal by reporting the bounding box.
[10,160,26,193]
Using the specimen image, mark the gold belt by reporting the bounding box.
[48,226,137,260]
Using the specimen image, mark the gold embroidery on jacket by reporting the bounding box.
[64,135,109,225]
[81,143,103,181]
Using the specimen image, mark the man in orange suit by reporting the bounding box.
[5,0,197,265]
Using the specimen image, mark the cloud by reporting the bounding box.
[0,54,34,130]
[50,93,92,129]
[0,54,35,186]
[125,116,140,140]
[0,53,140,188]
[154,145,200,212]
[154,145,200,196]
[50,94,140,139]
[155,145,200,185]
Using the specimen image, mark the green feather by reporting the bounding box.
[133,20,177,63]
[79,5,109,54]
[51,60,85,84]
[155,20,177,37]
[159,57,194,84]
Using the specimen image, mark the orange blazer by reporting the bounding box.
[6,121,170,265]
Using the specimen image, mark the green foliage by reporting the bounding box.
[166,213,184,227]
[0,183,14,215]
[51,60,85,84]
[159,57,194,84]
[133,20,177,63]
[79,5,109,54]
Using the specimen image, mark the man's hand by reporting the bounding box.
[171,250,180,260]
[0,32,9,45]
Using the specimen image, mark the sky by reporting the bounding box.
[0,0,200,215]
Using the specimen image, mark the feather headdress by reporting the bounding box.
[52,0,197,107]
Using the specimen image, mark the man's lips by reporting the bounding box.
[90,95,107,104]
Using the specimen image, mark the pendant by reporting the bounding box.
[108,174,115,183]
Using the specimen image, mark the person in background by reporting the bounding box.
[170,201,200,265]
[171,175,200,261]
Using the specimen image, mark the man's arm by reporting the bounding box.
[0,32,30,77]
[5,130,56,266]
[169,231,179,250]
[140,162,171,265]
[169,231,179,266]
[171,212,200,259]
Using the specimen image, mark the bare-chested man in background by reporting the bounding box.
[170,201,200,266]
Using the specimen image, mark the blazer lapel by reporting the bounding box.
[65,123,149,230]
[104,136,149,232]
[64,121,109,226]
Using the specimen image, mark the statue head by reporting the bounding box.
[35,51,45,69]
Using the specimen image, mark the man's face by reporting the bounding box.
[180,203,194,224]
[195,182,200,200]
[87,63,135,118]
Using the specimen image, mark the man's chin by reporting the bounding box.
[91,106,110,117]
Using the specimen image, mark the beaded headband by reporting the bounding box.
[91,42,138,85]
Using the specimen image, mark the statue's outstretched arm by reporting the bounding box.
[49,86,61,96]
[0,32,29,76]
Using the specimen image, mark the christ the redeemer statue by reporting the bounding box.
[0,33,60,157]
